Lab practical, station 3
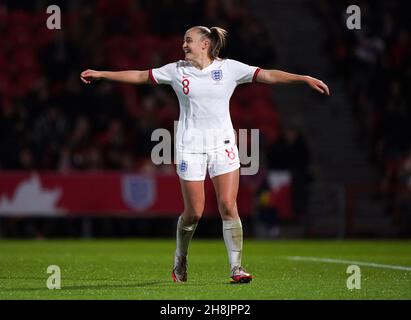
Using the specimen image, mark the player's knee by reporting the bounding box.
[184,206,204,223]
[217,198,237,216]
[184,213,202,224]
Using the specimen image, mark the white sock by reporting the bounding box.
[222,219,243,270]
[175,215,198,258]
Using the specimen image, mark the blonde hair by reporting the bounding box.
[191,26,228,59]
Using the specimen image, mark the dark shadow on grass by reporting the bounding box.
[62,280,167,290]
[0,276,113,281]
[0,280,167,292]
[169,280,233,287]
[0,276,45,280]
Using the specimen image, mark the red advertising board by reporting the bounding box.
[0,171,291,218]
[0,172,245,217]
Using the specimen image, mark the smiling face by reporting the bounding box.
[182,28,210,62]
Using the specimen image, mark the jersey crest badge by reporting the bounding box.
[211,69,223,81]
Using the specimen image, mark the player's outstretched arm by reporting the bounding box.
[80,69,150,85]
[256,69,330,95]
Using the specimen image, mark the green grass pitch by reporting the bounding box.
[0,239,410,299]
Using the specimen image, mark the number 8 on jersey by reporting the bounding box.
[182,78,190,95]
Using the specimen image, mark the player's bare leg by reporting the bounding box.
[172,179,205,282]
[212,169,253,283]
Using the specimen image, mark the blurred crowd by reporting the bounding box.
[0,0,280,173]
[313,0,411,191]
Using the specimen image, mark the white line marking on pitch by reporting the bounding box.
[286,256,411,272]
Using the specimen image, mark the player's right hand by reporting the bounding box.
[80,69,102,84]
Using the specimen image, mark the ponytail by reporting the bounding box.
[191,26,228,59]
[209,27,227,59]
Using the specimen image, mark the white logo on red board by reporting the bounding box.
[0,174,62,215]
[121,175,156,211]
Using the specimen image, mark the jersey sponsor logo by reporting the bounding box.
[179,160,188,172]
[121,175,156,210]
[211,69,223,81]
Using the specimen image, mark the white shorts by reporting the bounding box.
[176,144,240,181]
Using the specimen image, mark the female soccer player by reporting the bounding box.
[81,26,329,284]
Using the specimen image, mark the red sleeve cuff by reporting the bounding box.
[149,69,158,85]
[252,68,261,83]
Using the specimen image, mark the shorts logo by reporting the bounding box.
[211,69,223,81]
[180,160,188,172]
[225,147,236,160]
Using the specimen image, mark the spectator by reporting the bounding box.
[0,0,279,175]
[267,126,311,219]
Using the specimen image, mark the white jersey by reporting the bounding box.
[150,59,260,153]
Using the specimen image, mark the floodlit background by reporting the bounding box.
[0,0,410,301]
[0,0,410,239]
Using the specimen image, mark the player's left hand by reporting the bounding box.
[305,76,330,95]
